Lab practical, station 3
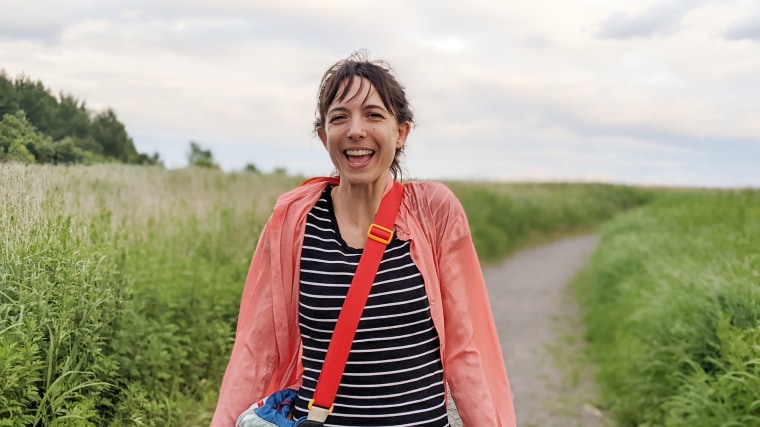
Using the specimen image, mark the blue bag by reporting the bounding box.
[236,389,307,427]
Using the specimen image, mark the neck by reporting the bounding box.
[332,174,390,229]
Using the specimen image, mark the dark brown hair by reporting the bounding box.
[314,51,414,180]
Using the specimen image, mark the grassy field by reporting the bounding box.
[576,189,760,426]
[446,180,654,263]
[1,164,302,426]
[0,164,653,426]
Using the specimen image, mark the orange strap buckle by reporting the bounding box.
[367,223,394,245]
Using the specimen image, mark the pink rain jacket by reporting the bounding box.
[211,178,516,426]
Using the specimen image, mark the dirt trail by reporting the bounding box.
[448,234,606,427]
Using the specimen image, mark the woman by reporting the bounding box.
[211,52,516,426]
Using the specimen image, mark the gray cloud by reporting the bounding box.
[0,10,66,42]
[596,0,705,39]
[0,1,389,53]
[0,0,116,42]
[456,75,745,146]
[724,10,760,40]
[0,25,61,43]
[116,1,412,53]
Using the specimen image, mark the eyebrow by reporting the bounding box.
[363,103,388,111]
[327,104,388,115]
[327,106,349,115]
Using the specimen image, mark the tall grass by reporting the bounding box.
[576,190,760,426]
[447,181,654,262]
[1,164,300,425]
[1,164,652,425]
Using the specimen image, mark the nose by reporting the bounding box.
[347,116,366,141]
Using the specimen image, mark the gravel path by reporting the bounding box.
[448,234,607,427]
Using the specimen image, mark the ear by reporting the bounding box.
[317,127,327,148]
[396,121,411,149]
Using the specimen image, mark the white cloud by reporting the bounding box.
[0,0,758,187]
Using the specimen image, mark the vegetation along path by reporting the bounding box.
[448,234,606,427]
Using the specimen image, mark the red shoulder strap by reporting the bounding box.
[307,181,405,421]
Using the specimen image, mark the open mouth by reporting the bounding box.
[344,149,375,167]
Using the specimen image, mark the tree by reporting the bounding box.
[13,74,57,135]
[0,71,160,166]
[244,163,259,173]
[51,94,91,141]
[91,109,138,162]
[0,71,19,118]
[136,151,163,166]
[29,138,56,163]
[4,140,35,163]
[53,137,90,164]
[187,142,219,169]
[0,111,51,163]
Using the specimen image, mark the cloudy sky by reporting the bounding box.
[1,0,759,187]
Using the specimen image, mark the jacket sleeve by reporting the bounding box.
[433,187,517,427]
[210,219,280,427]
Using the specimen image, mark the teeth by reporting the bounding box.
[345,149,374,156]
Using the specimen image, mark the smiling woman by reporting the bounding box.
[211,51,517,427]
[317,75,409,209]
[313,52,415,184]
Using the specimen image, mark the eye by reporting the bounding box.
[328,114,347,123]
[368,112,384,119]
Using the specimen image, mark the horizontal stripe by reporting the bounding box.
[301,346,439,366]
[300,315,430,335]
[299,369,443,390]
[294,186,447,426]
[301,335,441,355]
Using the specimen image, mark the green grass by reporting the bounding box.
[0,163,654,425]
[1,164,301,426]
[576,189,760,427]
[447,181,655,263]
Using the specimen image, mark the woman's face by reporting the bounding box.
[318,76,410,188]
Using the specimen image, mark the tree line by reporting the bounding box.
[0,70,161,165]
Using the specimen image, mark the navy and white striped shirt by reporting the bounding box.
[293,186,449,426]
